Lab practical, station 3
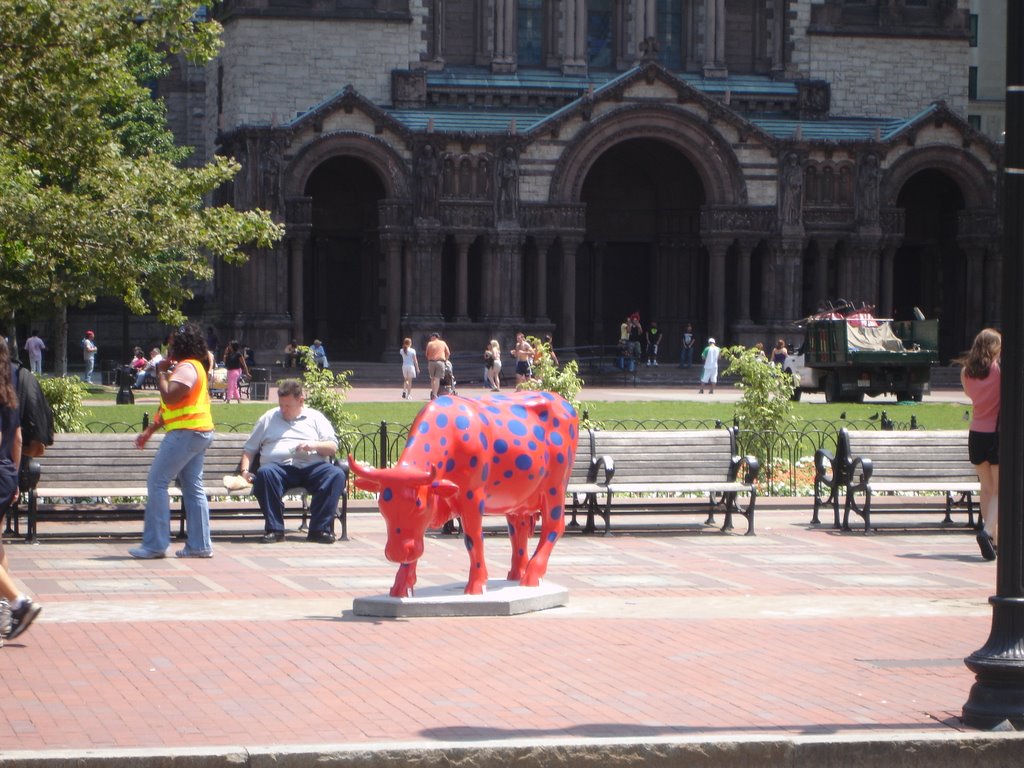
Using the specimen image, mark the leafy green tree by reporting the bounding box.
[0,1,282,368]
[294,347,356,454]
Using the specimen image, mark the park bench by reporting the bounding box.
[565,428,610,529]
[819,428,979,533]
[573,426,759,535]
[11,432,348,542]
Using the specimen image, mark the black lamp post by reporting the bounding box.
[962,0,1024,729]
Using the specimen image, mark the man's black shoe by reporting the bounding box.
[261,531,285,543]
[307,531,336,544]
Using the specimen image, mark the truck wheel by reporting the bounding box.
[824,376,839,404]
[911,390,924,403]
[895,390,910,402]
[847,391,865,404]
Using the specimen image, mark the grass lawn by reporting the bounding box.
[83,393,970,432]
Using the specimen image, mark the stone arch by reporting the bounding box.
[284,131,410,201]
[882,145,995,211]
[548,105,749,205]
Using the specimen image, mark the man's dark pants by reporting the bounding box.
[253,461,346,535]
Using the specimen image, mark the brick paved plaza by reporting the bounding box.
[2,492,1023,765]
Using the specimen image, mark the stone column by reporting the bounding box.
[454,234,474,321]
[560,237,581,348]
[412,226,444,320]
[736,239,756,323]
[287,233,307,343]
[591,241,607,342]
[781,239,804,323]
[705,238,729,342]
[534,236,552,321]
[703,0,727,76]
[878,241,898,319]
[490,229,526,320]
[963,243,987,336]
[493,0,515,71]
[836,239,854,301]
[985,241,1003,328]
[562,0,587,73]
[815,239,835,310]
[382,236,404,347]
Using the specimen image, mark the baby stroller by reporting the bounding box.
[440,360,457,396]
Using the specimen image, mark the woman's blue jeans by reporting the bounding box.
[141,430,214,554]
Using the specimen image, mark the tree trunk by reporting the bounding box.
[55,304,69,376]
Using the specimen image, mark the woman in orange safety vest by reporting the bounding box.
[129,322,215,559]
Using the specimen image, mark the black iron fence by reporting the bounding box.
[83,410,922,497]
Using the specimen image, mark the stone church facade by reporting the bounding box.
[154,0,1001,364]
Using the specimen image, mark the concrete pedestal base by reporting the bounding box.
[352,580,569,618]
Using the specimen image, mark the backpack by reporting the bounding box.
[12,363,54,457]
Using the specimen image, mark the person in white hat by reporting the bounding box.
[699,337,720,394]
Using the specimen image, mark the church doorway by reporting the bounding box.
[304,156,387,361]
[893,169,966,360]
[576,138,706,357]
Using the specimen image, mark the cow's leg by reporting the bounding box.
[461,512,489,594]
[506,513,532,581]
[522,497,565,587]
[390,561,418,598]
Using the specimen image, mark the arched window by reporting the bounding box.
[588,0,615,69]
[517,0,544,67]
[657,0,684,69]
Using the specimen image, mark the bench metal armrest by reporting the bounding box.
[595,455,615,485]
[727,455,759,483]
[740,455,760,484]
[846,456,873,490]
[814,448,841,489]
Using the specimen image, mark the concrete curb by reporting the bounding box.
[3,732,1023,768]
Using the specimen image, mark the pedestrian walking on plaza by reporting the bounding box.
[24,331,45,376]
[425,332,450,399]
[130,323,215,559]
[399,337,419,399]
[485,339,502,391]
[80,330,97,383]
[512,332,534,385]
[223,340,250,404]
[0,337,42,643]
[699,337,720,394]
[958,328,1001,561]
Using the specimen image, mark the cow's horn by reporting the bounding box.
[348,455,383,480]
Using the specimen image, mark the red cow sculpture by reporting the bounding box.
[349,391,579,597]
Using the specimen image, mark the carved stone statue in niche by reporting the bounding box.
[416,143,441,220]
[477,154,492,198]
[496,146,519,221]
[857,154,881,225]
[441,153,455,197]
[780,152,804,226]
[458,156,473,198]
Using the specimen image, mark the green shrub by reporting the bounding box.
[521,336,598,429]
[721,345,795,451]
[39,376,88,433]
[293,347,356,453]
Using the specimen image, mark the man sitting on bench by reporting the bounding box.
[238,379,346,544]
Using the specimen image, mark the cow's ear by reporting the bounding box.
[353,477,381,493]
[431,478,460,498]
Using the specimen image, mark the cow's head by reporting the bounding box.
[349,456,460,564]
